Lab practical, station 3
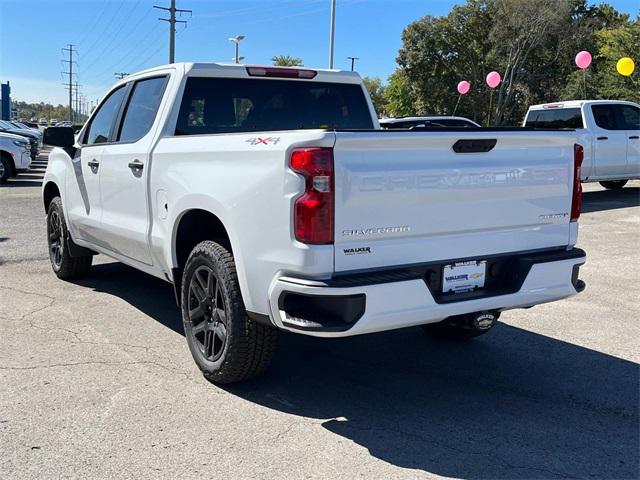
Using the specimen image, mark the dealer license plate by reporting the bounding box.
[442,261,487,294]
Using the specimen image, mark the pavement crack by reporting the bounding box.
[0,360,194,379]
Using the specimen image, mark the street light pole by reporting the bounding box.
[229,35,246,64]
[328,0,336,69]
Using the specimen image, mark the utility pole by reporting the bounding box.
[154,0,191,63]
[347,56,359,71]
[114,72,129,80]
[74,81,81,123]
[328,0,336,68]
[61,44,76,122]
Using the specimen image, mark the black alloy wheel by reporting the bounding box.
[48,209,64,270]
[187,265,228,362]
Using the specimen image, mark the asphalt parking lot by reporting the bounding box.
[1,149,638,479]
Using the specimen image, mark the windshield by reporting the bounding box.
[175,77,374,135]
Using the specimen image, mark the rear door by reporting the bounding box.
[67,85,127,246]
[590,104,628,177]
[332,131,576,272]
[98,75,168,265]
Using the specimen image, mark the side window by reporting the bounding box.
[84,86,126,145]
[614,105,640,130]
[117,77,167,143]
[591,105,617,130]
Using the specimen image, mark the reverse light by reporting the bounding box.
[246,66,317,79]
[290,148,334,244]
[571,144,584,222]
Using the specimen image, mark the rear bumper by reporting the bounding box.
[266,248,586,337]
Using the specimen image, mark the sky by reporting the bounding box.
[1,0,638,106]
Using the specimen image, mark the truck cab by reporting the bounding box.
[524,100,640,189]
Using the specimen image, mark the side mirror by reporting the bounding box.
[44,127,75,147]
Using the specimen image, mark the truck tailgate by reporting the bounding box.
[333,131,577,272]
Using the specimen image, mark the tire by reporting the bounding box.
[46,197,93,279]
[0,156,10,184]
[421,312,499,341]
[599,180,628,190]
[181,240,277,384]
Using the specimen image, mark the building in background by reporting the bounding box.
[1,82,11,120]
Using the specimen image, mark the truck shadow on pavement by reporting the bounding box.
[78,262,639,479]
[582,186,639,213]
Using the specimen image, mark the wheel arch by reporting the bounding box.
[0,150,16,176]
[171,208,241,306]
[43,181,62,213]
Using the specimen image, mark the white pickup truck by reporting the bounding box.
[524,100,639,189]
[43,63,586,384]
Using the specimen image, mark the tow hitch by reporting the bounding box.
[471,311,499,330]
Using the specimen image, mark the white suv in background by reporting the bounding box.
[0,132,31,183]
[524,100,639,189]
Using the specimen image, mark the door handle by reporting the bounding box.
[87,159,99,170]
[128,160,144,172]
[629,136,639,139]
[596,136,608,140]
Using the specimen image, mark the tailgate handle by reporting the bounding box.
[452,139,497,153]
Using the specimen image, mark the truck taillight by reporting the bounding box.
[290,148,334,244]
[571,144,584,222]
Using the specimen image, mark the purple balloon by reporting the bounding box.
[486,71,501,89]
[457,81,471,94]
[575,51,592,69]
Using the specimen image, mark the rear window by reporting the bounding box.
[525,108,584,128]
[175,77,374,135]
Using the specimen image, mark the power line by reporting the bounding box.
[82,22,163,84]
[76,1,110,46]
[82,0,129,57]
[81,0,145,73]
[154,0,192,63]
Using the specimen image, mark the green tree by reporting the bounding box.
[362,76,388,116]
[271,55,303,66]
[397,0,496,124]
[562,19,639,102]
[394,0,635,126]
[384,69,414,117]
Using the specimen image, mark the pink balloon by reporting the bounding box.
[486,71,501,89]
[575,51,592,69]
[457,81,471,95]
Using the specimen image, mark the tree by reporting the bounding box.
[397,0,496,123]
[562,19,639,103]
[271,55,303,66]
[489,0,573,125]
[362,76,388,116]
[384,70,414,117]
[394,0,635,126]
